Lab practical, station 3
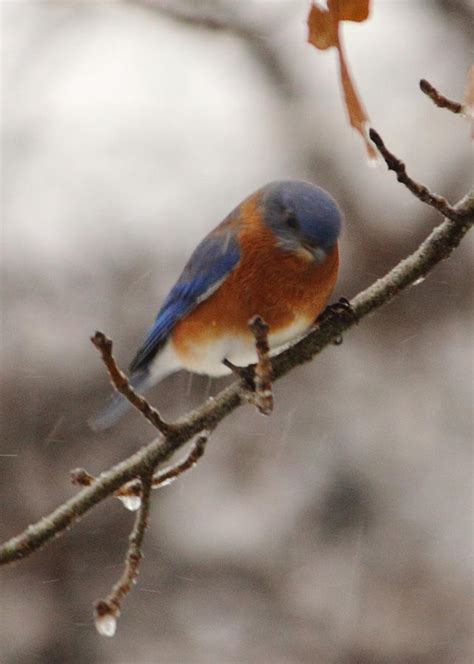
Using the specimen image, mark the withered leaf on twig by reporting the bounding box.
[463,65,474,139]
[307,0,376,161]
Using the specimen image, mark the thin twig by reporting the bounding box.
[248,316,273,415]
[129,0,295,98]
[94,472,153,637]
[91,331,173,435]
[419,79,463,114]
[71,433,209,509]
[1,177,473,566]
[71,467,142,512]
[131,0,246,34]
[147,432,208,488]
[368,128,460,222]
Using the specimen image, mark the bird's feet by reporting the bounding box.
[315,297,358,345]
[316,297,358,325]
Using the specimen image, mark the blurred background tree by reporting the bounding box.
[1,1,472,662]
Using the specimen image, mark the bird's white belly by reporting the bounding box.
[171,315,313,377]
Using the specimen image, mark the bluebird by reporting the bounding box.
[91,180,342,430]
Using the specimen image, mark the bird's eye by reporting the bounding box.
[286,214,299,230]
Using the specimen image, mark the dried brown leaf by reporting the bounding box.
[463,65,474,139]
[307,0,376,160]
[307,2,338,50]
[337,40,376,160]
[464,65,474,112]
[308,0,370,49]
[339,0,370,22]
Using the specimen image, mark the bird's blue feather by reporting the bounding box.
[129,220,240,372]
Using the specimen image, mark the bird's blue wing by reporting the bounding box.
[129,219,240,373]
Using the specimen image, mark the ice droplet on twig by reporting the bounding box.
[118,495,142,511]
[95,613,117,637]
[413,276,425,285]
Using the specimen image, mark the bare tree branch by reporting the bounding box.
[1,133,473,568]
[128,0,296,98]
[248,315,274,415]
[369,128,462,221]
[419,78,463,114]
[71,433,210,510]
[145,432,209,489]
[91,331,173,435]
[94,472,153,637]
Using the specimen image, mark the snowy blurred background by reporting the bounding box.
[1,1,473,662]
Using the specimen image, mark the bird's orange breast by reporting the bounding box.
[171,195,339,361]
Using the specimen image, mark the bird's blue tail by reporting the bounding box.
[89,370,151,432]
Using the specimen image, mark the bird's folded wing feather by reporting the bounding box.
[129,219,241,373]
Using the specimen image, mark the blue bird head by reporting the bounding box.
[261,180,342,262]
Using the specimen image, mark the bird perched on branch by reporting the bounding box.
[91,180,342,430]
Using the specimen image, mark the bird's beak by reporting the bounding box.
[302,242,327,264]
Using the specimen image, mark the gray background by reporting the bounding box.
[1,1,473,662]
